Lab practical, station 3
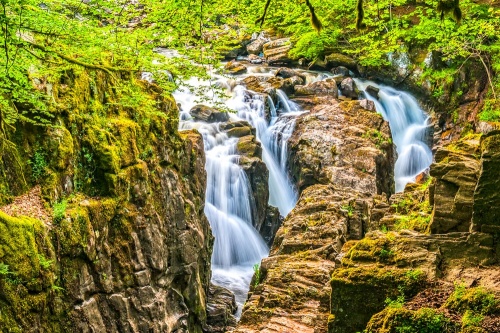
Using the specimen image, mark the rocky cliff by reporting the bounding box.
[234,97,395,333]
[0,69,212,332]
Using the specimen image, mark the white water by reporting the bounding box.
[174,67,301,315]
[355,80,433,191]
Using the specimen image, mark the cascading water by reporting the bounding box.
[173,62,432,318]
[354,79,433,191]
[174,68,301,315]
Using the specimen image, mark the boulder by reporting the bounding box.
[331,66,350,77]
[359,99,376,112]
[288,99,394,195]
[247,37,268,55]
[340,77,359,99]
[205,283,238,332]
[263,38,292,65]
[237,135,269,234]
[472,131,500,233]
[189,105,229,123]
[429,141,480,233]
[226,126,253,138]
[294,79,338,98]
[325,53,357,70]
[275,67,306,81]
[224,60,247,75]
[267,76,304,95]
[365,85,380,99]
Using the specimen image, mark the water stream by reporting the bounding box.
[173,65,432,317]
[354,80,433,192]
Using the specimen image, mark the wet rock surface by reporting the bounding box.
[288,99,394,195]
[190,104,230,123]
[205,284,238,332]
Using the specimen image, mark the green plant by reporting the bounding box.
[53,199,68,224]
[342,204,355,217]
[253,263,261,287]
[379,247,394,260]
[0,262,11,276]
[385,285,406,309]
[461,310,484,328]
[28,150,48,182]
[37,254,53,270]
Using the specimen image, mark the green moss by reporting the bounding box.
[365,307,455,333]
[445,284,499,316]
[329,265,427,333]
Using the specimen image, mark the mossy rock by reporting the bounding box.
[365,307,456,333]
[329,266,427,333]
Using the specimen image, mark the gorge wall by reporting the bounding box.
[0,70,213,332]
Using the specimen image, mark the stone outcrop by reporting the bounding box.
[263,38,292,65]
[472,131,500,233]
[224,60,247,75]
[329,230,498,333]
[190,104,230,123]
[246,37,268,55]
[234,185,372,333]
[236,135,269,233]
[288,99,394,196]
[205,283,238,332]
[428,138,481,233]
[294,79,338,98]
[234,97,396,333]
[325,53,357,71]
[0,71,212,332]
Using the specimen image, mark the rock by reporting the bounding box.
[275,67,306,80]
[472,131,500,233]
[226,126,253,138]
[365,85,380,99]
[235,185,361,333]
[224,60,247,75]
[241,76,271,94]
[325,53,357,70]
[339,77,359,99]
[359,99,376,112]
[236,135,262,158]
[429,141,480,233]
[263,38,292,65]
[331,66,350,77]
[189,105,229,123]
[267,76,304,95]
[477,121,500,134]
[308,58,328,70]
[205,283,238,332]
[260,205,282,246]
[237,135,270,235]
[288,99,394,195]
[295,79,338,98]
[247,37,268,55]
[329,231,496,333]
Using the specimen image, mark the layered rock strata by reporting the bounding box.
[234,98,395,333]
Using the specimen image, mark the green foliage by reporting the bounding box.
[461,310,484,329]
[0,262,12,276]
[445,283,499,315]
[385,286,406,309]
[342,203,355,217]
[28,150,48,182]
[253,263,261,287]
[52,199,68,224]
[395,308,451,333]
[37,254,53,270]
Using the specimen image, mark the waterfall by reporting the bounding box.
[354,79,433,192]
[174,70,301,315]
